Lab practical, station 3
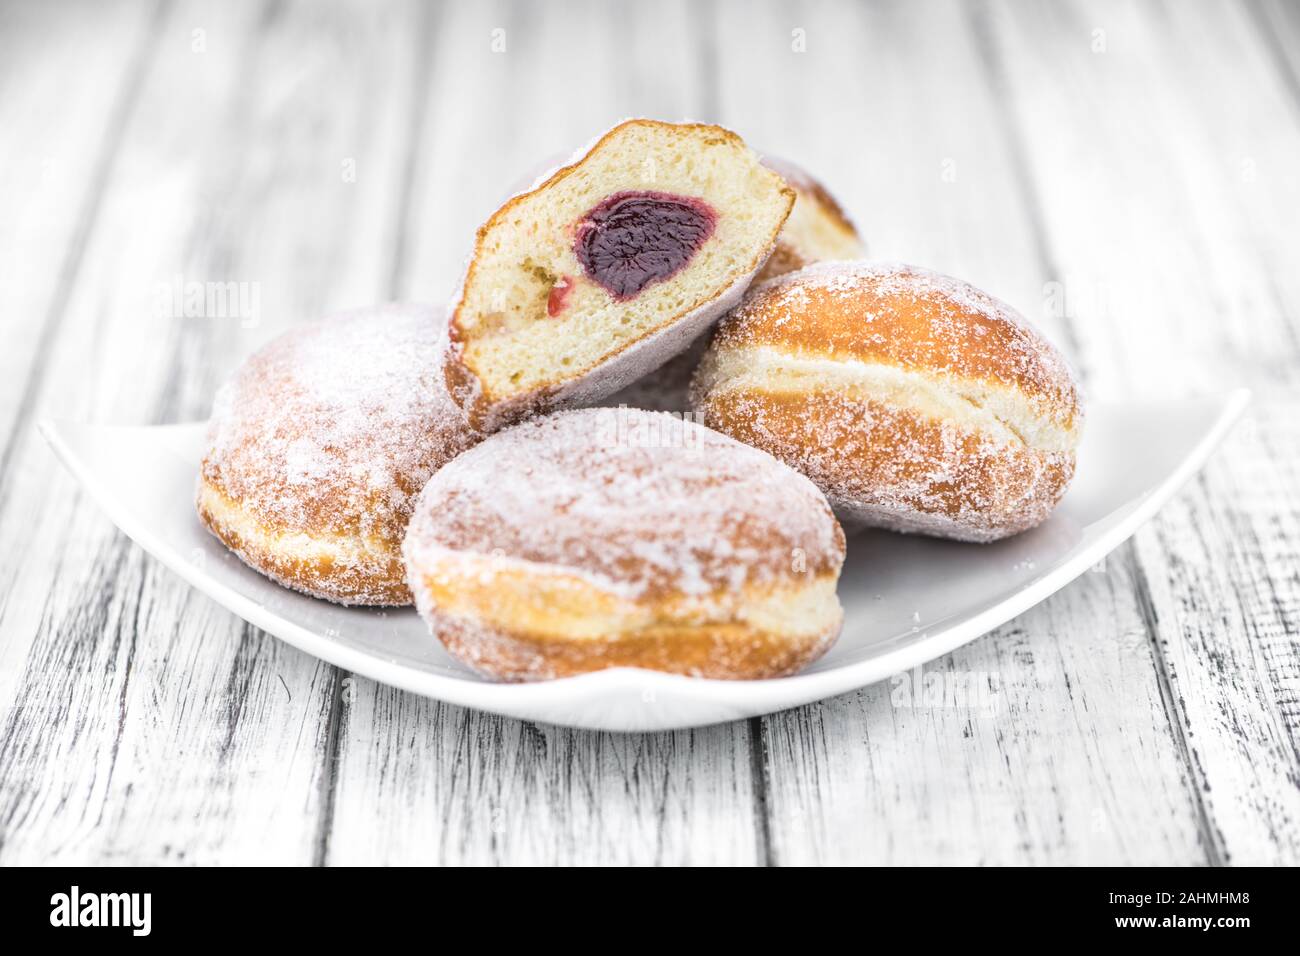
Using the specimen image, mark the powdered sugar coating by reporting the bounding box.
[694,261,1083,542]
[403,407,845,601]
[199,303,481,604]
[712,260,1083,426]
[701,388,1075,542]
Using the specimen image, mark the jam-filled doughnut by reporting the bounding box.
[605,156,865,413]
[197,304,481,605]
[692,261,1084,542]
[402,408,846,681]
[442,119,795,429]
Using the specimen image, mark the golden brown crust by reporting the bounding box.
[755,242,810,284]
[443,119,795,430]
[402,409,846,596]
[403,408,846,680]
[798,175,858,236]
[198,304,481,606]
[755,157,863,284]
[761,156,859,237]
[197,476,412,605]
[416,574,842,682]
[694,262,1083,542]
[198,448,422,547]
[700,389,1075,542]
[714,262,1082,430]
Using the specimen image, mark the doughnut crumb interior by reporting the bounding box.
[443,119,795,428]
[605,156,865,414]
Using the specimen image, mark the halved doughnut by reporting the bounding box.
[442,119,795,429]
[605,155,864,413]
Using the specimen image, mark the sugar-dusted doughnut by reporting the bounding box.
[442,119,794,430]
[604,155,864,414]
[197,304,481,605]
[756,156,865,282]
[692,261,1084,542]
[402,408,846,681]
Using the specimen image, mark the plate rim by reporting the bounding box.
[38,388,1251,728]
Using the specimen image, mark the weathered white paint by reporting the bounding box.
[0,0,1294,865]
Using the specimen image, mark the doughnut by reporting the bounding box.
[692,261,1084,542]
[756,156,865,282]
[197,304,481,606]
[402,408,846,681]
[442,119,795,430]
[604,156,864,413]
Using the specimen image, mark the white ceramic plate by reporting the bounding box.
[41,390,1248,732]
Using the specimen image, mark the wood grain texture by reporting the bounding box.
[710,0,1213,865]
[761,556,1207,865]
[0,0,420,864]
[0,0,159,491]
[322,0,762,866]
[0,0,1295,865]
[982,0,1300,865]
[326,681,759,866]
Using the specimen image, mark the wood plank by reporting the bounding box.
[763,555,1205,864]
[1246,0,1300,117]
[0,0,159,480]
[0,0,419,864]
[327,684,758,866]
[4,0,1291,866]
[714,0,1210,864]
[982,0,1300,862]
[323,0,762,866]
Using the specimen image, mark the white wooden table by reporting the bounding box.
[1,0,1296,866]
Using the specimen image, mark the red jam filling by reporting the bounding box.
[573,191,717,301]
[546,275,573,317]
